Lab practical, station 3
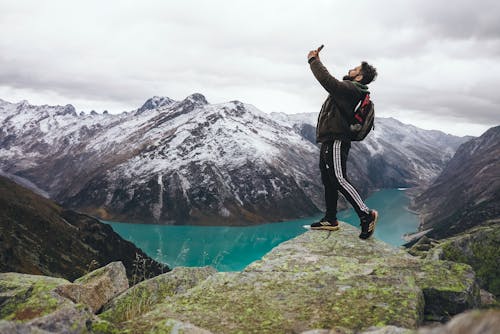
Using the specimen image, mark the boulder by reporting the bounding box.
[359,327,415,334]
[300,327,415,334]
[55,261,128,313]
[479,289,497,306]
[26,304,95,334]
[0,320,52,334]
[1,224,486,333]
[100,266,217,323]
[149,319,213,334]
[0,273,71,321]
[413,260,480,319]
[417,309,500,334]
[0,272,98,333]
[425,222,500,298]
[116,223,467,333]
[116,223,481,333]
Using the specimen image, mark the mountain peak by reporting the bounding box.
[137,96,175,114]
[16,100,30,109]
[183,93,208,105]
[55,104,77,117]
[174,93,208,113]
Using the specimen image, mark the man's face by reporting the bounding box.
[343,65,363,81]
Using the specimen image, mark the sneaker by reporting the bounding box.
[311,218,339,231]
[359,210,378,239]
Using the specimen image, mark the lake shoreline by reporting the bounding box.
[102,188,420,271]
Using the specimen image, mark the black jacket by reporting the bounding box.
[309,58,368,143]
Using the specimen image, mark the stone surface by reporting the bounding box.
[426,221,500,298]
[417,309,500,334]
[27,304,95,334]
[0,273,71,321]
[100,266,217,323]
[0,272,99,333]
[414,260,480,318]
[55,261,128,313]
[105,223,480,333]
[1,224,487,333]
[480,289,497,306]
[0,320,52,334]
[360,327,416,334]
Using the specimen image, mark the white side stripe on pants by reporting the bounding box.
[332,140,369,214]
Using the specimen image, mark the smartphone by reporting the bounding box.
[317,44,324,52]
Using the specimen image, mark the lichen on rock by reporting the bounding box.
[426,222,500,298]
[1,222,488,333]
[0,273,71,321]
[109,223,477,333]
[99,266,217,324]
[54,261,129,313]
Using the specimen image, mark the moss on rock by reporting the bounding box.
[99,266,217,324]
[0,273,71,321]
[415,260,480,317]
[425,222,500,298]
[115,224,429,333]
[5,222,481,333]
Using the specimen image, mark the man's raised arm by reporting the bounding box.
[308,48,343,94]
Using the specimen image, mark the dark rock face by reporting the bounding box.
[54,104,77,117]
[63,160,320,225]
[137,96,174,114]
[0,176,169,283]
[412,125,500,239]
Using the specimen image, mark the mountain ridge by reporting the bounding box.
[0,175,168,283]
[411,125,500,239]
[0,94,471,225]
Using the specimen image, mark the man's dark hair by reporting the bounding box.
[360,61,377,85]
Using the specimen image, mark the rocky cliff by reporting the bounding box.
[0,176,168,283]
[411,125,500,239]
[1,223,487,334]
[408,220,500,299]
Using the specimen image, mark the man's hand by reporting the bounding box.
[308,50,319,60]
[307,45,323,62]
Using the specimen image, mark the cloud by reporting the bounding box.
[0,0,499,136]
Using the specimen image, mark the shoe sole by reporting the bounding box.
[311,226,340,231]
[359,210,378,239]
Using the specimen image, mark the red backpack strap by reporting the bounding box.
[361,93,370,108]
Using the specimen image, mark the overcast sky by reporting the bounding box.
[1,0,499,136]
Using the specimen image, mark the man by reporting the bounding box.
[307,46,378,239]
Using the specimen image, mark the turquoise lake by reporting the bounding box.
[103,188,419,272]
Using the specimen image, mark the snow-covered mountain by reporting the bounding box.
[0,95,470,225]
[272,112,471,196]
[0,94,321,225]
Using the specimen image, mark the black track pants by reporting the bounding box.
[319,139,370,221]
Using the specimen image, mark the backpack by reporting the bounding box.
[349,93,375,141]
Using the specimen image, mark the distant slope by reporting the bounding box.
[0,176,168,282]
[411,125,500,239]
[274,113,472,195]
